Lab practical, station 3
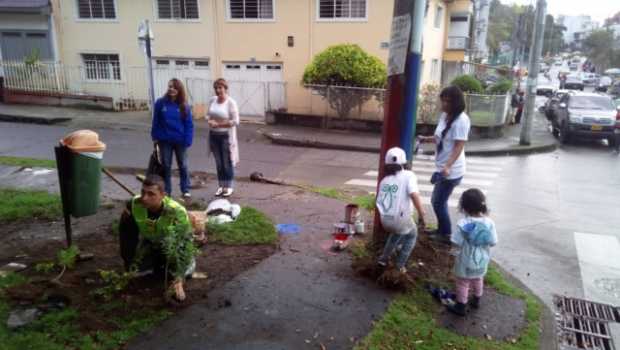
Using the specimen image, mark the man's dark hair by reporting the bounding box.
[143,174,165,193]
[459,188,488,216]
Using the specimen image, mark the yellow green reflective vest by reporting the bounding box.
[131,195,191,242]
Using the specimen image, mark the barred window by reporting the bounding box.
[319,0,366,19]
[229,0,274,20]
[82,54,121,80]
[77,0,116,19]
[157,0,199,20]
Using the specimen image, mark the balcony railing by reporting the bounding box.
[447,36,470,50]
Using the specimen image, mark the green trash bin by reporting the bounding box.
[60,130,106,218]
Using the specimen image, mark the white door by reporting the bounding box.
[222,62,284,117]
[153,58,212,102]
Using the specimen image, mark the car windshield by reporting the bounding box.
[569,96,615,110]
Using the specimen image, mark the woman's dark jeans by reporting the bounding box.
[159,141,190,195]
[210,132,234,188]
[431,176,462,237]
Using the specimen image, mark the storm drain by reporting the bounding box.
[554,295,619,350]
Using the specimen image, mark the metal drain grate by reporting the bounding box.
[555,296,620,322]
[554,295,618,350]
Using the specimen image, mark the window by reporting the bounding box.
[226,64,241,69]
[229,0,274,20]
[77,0,116,19]
[431,59,440,81]
[82,54,121,80]
[434,5,443,28]
[266,65,281,70]
[194,60,210,68]
[319,0,366,20]
[246,65,261,70]
[175,60,190,68]
[155,59,170,67]
[157,0,199,20]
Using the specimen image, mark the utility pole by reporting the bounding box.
[373,0,426,244]
[138,20,156,109]
[520,0,546,145]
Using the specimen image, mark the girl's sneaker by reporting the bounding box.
[215,187,224,196]
[222,188,234,197]
[470,296,480,309]
[447,302,467,316]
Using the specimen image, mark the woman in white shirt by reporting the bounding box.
[418,86,471,244]
[207,78,240,197]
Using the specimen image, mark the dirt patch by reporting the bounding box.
[352,231,456,290]
[0,201,277,337]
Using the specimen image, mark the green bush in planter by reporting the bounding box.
[486,78,513,95]
[450,75,484,94]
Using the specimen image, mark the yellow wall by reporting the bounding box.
[420,0,449,87]
[442,0,471,62]
[55,0,216,66]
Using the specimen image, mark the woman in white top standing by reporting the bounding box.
[207,78,240,197]
[418,86,471,244]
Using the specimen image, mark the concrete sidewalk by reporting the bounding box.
[262,112,558,157]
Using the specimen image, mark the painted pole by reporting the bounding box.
[373,0,426,244]
[145,20,156,109]
[520,0,546,145]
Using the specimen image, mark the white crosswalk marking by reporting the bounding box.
[344,157,504,208]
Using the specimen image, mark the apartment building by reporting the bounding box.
[1,0,474,117]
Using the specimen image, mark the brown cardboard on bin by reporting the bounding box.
[60,130,106,153]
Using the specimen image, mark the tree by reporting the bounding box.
[543,14,566,56]
[302,44,386,118]
[583,30,615,71]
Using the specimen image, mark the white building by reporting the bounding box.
[558,15,599,45]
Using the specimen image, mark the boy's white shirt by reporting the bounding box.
[376,170,420,235]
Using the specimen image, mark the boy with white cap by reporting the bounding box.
[376,147,426,273]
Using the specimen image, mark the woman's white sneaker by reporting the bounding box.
[222,188,234,197]
[215,187,224,196]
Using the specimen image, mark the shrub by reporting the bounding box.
[486,78,513,95]
[302,44,386,118]
[450,75,484,94]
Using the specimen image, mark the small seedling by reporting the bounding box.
[92,269,135,301]
[34,262,56,274]
[52,245,80,283]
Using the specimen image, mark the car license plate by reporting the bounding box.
[591,125,603,131]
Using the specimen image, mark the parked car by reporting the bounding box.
[569,63,579,71]
[608,81,620,98]
[582,73,599,85]
[543,89,570,121]
[596,76,613,92]
[536,83,555,97]
[552,92,620,146]
[564,74,584,90]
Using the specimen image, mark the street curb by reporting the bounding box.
[491,262,558,350]
[262,131,559,157]
[0,113,72,125]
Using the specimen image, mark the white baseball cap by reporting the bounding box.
[385,147,407,165]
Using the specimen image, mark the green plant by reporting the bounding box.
[162,224,200,279]
[34,262,56,274]
[24,49,41,66]
[451,75,484,94]
[0,156,56,168]
[302,44,387,118]
[487,78,513,95]
[92,270,136,301]
[353,194,376,212]
[418,83,441,124]
[52,245,80,283]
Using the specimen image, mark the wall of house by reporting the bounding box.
[420,0,449,87]
[442,0,471,63]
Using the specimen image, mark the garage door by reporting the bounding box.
[222,62,284,117]
[152,58,212,98]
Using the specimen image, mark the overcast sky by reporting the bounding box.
[502,0,619,24]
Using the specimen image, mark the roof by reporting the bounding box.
[0,0,48,7]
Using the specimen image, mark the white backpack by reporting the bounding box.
[376,172,414,234]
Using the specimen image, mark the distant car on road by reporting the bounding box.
[536,82,555,97]
[582,73,598,85]
[552,92,619,146]
[569,63,579,71]
[596,76,613,92]
[608,81,620,98]
[564,74,584,90]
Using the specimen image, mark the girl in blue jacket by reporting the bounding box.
[151,78,194,197]
[448,188,498,316]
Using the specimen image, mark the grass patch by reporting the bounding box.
[307,186,349,201]
[0,156,56,169]
[0,272,171,350]
[0,188,62,222]
[353,194,376,211]
[207,207,277,245]
[356,265,542,350]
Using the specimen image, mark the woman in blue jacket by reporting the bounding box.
[151,78,194,198]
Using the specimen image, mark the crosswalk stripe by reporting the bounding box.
[414,155,505,166]
[410,160,503,172]
[364,169,499,178]
[354,173,493,187]
[345,178,491,193]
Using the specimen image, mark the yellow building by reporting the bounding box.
[9,0,474,116]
